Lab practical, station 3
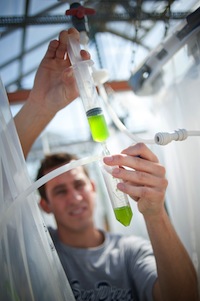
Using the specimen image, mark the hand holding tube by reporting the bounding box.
[103,143,168,218]
[14,28,90,158]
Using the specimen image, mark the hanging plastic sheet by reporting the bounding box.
[0,77,76,301]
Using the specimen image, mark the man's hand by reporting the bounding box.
[28,27,90,115]
[103,143,168,217]
[14,28,90,157]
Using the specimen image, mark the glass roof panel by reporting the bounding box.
[0,0,199,166]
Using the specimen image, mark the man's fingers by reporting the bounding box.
[56,30,69,59]
[44,29,90,63]
[112,167,167,188]
[67,27,80,40]
[44,40,59,59]
[117,182,166,205]
[103,154,165,178]
[80,49,91,60]
[122,143,159,163]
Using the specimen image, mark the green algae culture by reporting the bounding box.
[87,107,109,142]
[114,206,133,227]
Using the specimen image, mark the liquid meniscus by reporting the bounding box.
[114,206,133,227]
[87,108,109,142]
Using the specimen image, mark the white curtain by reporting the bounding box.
[148,31,200,290]
[0,78,75,301]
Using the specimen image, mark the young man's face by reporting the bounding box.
[43,165,96,233]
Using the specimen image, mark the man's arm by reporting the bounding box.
[103,143,199,301]
[145,208,198,301]
[14,28,90,158]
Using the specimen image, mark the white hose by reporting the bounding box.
[17,154,103,203]
[98,84,200,146]
[98,84,155,144]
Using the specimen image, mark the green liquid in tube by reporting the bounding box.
[87,109,109,142]
[87,108,133,227]
[114,206,133,227]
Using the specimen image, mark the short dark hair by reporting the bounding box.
[36,153,89,201]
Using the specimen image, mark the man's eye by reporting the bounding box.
[75,182,85,189]
[55,189,67,195]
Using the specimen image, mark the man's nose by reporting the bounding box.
[68,189,83,204]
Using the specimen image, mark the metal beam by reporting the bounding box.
[7,80,132,104]
[0,11,190,28]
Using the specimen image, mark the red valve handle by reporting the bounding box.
[65,6,96,19]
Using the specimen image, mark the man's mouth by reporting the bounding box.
[70,206,86,216]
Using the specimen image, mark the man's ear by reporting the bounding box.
[39,198,52,214]
[90,180,96,192]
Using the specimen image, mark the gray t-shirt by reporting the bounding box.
[49,228,157,301]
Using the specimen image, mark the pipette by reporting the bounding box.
[67,34,133,226]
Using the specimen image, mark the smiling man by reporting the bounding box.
[38,153,102,248]
[35,150,198,301]
[14,28,198,301]
[36,152,158,301]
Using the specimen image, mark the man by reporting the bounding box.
[14,28,198,301]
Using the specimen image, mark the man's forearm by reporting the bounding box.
[14,99,56,158]
[145,209,198,301]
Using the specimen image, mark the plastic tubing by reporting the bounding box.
[16,154,103,203]
[97,84,155,144]
[98,84,200,146]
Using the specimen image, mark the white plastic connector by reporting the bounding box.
[92,68,109,85]
[155,129,188,145]
[79,31,89,46]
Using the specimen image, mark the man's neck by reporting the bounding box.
[57,226,105,248]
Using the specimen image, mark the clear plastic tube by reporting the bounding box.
[67,35,132,226]
[101,143,133,227]
[100,163,133,226]
[67,34,109,142]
